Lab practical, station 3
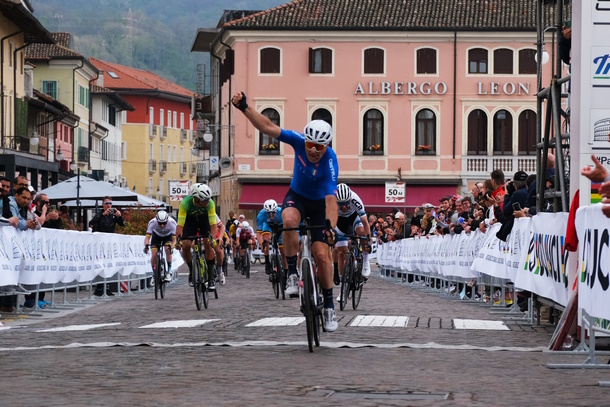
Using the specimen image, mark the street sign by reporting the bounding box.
[169,180,191,202]
[210,156,219,171]
[385,181,405,203]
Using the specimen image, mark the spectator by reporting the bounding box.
[392,211,408,239]
[471,181,484,205]
[0,177,19,312]
[450,198,463,225]
[89,196,125,296]
[59,205,77,230]
[420,203,435,235]
[368,214,377,236]
[490,169,506,210]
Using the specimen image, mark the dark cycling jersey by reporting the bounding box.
[278,129,338,201]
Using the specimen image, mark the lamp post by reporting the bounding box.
[70,160,81,226]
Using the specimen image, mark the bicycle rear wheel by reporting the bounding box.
[154,254,161,300]
[340,252,354,311]
[245,254,250,278]
[201,260,209,308]
[192,256,203,310]
[301,258,316,352]
[277,253,286,300]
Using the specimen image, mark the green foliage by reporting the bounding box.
[115,207,155,236]
[30,0,288,89]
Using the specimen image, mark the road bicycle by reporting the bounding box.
[183,235,214,310]
[236,245,251,278]
[280,218,330,352]
[269,224,286,300]
[149,242,170,300]
[339,234,368,311]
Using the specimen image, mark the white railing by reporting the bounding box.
[462,155,536,177]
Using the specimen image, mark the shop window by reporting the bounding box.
[467,109,488,155]
[259,108,280,155]
[415,109,436,155]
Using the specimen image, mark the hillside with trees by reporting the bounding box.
[30,0,287,90]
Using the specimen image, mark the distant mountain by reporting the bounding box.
[30,0,288,90]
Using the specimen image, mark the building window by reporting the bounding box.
[518,110,537,155]
[494,49,513,74]
[467,109,488,155]
[259,108,280,155]
[415,109,436,155]
[260,47,281,74]
[78,84,89,107]
[363,108,384,155]
[108,105,116,126]
[416,48,437,74]
[493,109,513,155]
[519,49,537,74]
[468,48,488,74]
[42,81,57,100]
[309,48,332,74]
[311,108,333,148]
[364,48,384,74]
[149,107,154,124]
[160,109,164,126]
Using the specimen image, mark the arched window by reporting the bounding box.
[364,48,384,74]
[415,109,436,155]
[312,108,333,148]
[468,48,488,74]
[416,48,436,74]
[259,108,280,155]
[518,110,537,155]
[493,109,513,155]
[467,109,488,155]
[363,109,383,155]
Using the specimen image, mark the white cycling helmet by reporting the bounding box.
[156,210,169,223]
[191,183,212,200]
[241,221,250,229]
[304,120,333,145]
[263,199,278,213]
[336,183,352,202]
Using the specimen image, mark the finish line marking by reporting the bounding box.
[37,323,121,332]
[453,319,509,330]
[140,319,219,329]
[246,317,305,327]
[350,315,409,327]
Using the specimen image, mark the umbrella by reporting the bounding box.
[38,176,139,202]
[62,192,167,208]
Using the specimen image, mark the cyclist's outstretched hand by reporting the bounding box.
[232,92,248,112]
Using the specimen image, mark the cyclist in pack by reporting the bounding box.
[176,183,217,289]
[333,184,371,299]
[232,91,339,332]
[144,210,177,285]
[256,199,283,275]
[229,214,245,263]
[212,214,228,285]
[236,220,256,267]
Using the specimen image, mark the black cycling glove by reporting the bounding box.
[233,92,248,112]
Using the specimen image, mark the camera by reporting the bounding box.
[512,202,522,212]
[110,208,117,215]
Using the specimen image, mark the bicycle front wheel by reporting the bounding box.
[159,261,166,299]
[340,252,355,311]
[245,255,250,279]
[154,254,161,300]
[271,254,279,299]
[352,257,363,310]
[201,260,209,308]
[193,257,203,310]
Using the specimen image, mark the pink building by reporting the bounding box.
[192,0,564,220]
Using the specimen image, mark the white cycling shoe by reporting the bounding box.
[362,261,371,277]
[323,308,338,332]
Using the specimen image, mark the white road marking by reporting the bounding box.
[140,319,219,329]
[350,315,409,327]
[36,323,121,332]
[453,319,509,330]
[246,317,305,327]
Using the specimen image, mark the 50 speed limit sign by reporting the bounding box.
[385,181,405,203]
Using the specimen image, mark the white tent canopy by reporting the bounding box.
[37,176,139,202]
[62,192,167,208]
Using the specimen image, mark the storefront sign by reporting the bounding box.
[354,81,531,96]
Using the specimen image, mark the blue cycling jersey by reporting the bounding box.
[278,128,338,201]
[256,208,282,230]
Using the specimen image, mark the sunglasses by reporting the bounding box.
[18,183,29,187]
[41,200,50,205]
[194,197,209,204]
[305,141,326,152]
[104,201,112,205]
[158,222,167,226]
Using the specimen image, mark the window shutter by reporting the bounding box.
[322,48,332,73]
[309,48,314,73]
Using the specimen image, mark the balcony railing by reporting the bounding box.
[462,155,536,176]
[180,129,187,143]
[159,160,167,174]
[189,163,196,176]
[180,162,187,175]
[149,159,157,174]
[149,124,157,139]
[160,126,167,140]
[77,146,89,163]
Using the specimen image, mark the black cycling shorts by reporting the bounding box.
[151,233,173,247]
[337,212,359,235]
[282,188,328,244]
[182,213,211,240]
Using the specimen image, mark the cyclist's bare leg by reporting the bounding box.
[335,245,348,277]
[203,238,217,285]
[150,247,158,271]
[313,241,333,290]
[281,207,300,257]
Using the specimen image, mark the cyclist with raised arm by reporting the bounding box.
[232,91,339,332]
[143,210,177,286]
[257,199,283,276]
[236,220,255,271]
[333,184,371,299]
[176,183,218,291]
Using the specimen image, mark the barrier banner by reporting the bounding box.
[576,205,610,321]
[471,223,512,279]
[515,212,569,307]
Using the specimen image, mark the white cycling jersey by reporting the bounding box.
[338,190,366,218]
[146,217,177,237]
[236,226,255,239]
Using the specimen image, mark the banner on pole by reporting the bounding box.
[385,181,405,203]
[169,180,191,202]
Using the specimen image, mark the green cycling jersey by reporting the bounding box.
[177,195,217,227]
